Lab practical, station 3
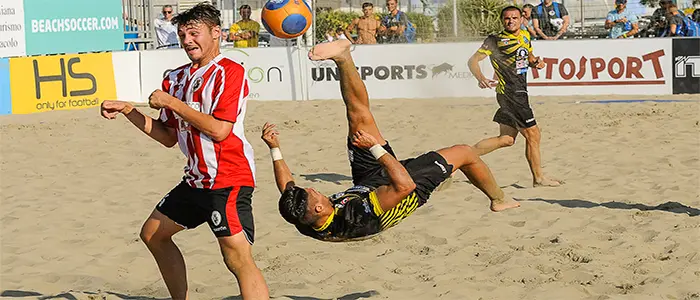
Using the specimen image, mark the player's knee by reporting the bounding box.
[451,144,479,162]
[222,248,254,275]
[499,135,515,147]
[523,126,541,143]
[139,225,165,248]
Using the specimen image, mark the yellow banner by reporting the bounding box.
[9,52,116,114]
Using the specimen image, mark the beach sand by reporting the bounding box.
[1,94,699,300]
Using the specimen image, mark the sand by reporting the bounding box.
[1,94,699,300]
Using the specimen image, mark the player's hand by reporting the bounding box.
[101,100,133,119]
[261,122,280,148]
[532,56,545,69]
[477,76,498,89]
[351,130,379,150]
[148,89,173,110]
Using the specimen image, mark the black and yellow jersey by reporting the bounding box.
[295,185,421,242]
[477,29,533,94]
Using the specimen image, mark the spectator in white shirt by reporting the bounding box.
[154,5,180,49]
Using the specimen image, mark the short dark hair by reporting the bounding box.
[171,2,221,28]
[239,4,251,10]
[523,3,534,9]
[500,5,522,19]
[279,186,311,226]
[362,2,374,8]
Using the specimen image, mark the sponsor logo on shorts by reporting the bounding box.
[434,160,447,174]
[211,211,222,226]
[525,118,535,123]
[212,226,228,232]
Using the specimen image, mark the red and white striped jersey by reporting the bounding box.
[158,54,255,189]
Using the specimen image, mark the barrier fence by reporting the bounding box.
[0,37,697,115]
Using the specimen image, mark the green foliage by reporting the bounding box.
[314,9,435,43]
[406,12,436,42]
[314,10,360,42]
[437,0,510,40]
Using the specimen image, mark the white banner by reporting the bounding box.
[138,46,304,103]
[527,39,672,95]
[112,51,141,102]
[0,0,27,58]
[306,42,496,100]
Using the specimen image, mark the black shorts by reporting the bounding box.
[155,181,255,244]
[494,92,537,129]
[347,138,453,205]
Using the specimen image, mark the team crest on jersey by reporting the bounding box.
[192,77,203,92]
[211,211,222,226]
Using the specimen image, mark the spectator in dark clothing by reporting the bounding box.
[378,0,408,43]
[665,5,686,36]
[532,0,570,40]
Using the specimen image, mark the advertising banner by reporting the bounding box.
[0,0,27,58]
[527,39,672,95]
[139,46,303,102]
[23,0,124,56]
[9,52,116,114]
[306,43,495,100]
[671,37,700,94]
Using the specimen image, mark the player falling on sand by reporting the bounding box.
[260,39,520,243]
[468,6,563,188]
[100,4,269,300]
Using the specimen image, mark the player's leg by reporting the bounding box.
[519,125,562,187]
[436,144,520,212]
[209,186,269,299]
[217,234,269,300]
[472,123,518,156]
[140,209,189,299]
[308,39,385,145]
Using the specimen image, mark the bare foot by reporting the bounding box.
[308,39,352,61]
[490,196,520,212]
[534,176,564,188]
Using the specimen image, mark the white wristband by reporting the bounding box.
[270,148,283,161]
[369,144,388,160]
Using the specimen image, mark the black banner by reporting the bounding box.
[672,38,700,94]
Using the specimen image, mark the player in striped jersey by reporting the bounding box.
[467,6,563,188]
[260,39,520,243]
[100,3,268,299]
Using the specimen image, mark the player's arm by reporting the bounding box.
[468,39,497,88]
[528,52,545,69]
[149,90,233,142]
[346,19,358,43]
[352,130,415,212]
[100,100,178,147]
[261,122,296,193]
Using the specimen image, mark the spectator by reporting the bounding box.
[532,0,570,40]
[378,0,408,43]
[605,0,639,39]
[228,5,260,48]
[154,5,179,49]
[693,8,699,22]
[651,0,684,36]
[345,2,381,44]
[522,4,537,37]
[665,5,686,36]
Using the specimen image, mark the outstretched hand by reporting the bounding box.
[101,100,132,119]
[261,122,280,148]
[351,130,379,150]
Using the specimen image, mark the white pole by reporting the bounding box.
[452,0,458,37]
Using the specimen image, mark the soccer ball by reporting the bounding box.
[261,0,313,39]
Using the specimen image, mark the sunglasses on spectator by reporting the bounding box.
[163,10,173,14]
